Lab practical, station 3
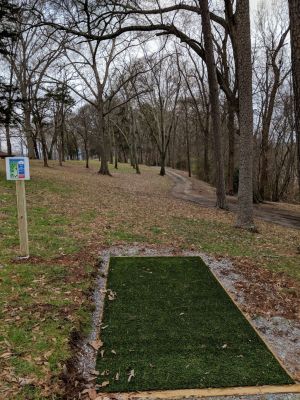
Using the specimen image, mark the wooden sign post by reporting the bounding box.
[16,180,29,256]
[5,157,30,257]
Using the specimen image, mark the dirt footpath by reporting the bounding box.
[166,169,300,230]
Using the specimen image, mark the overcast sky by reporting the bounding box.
[250,0,274,13]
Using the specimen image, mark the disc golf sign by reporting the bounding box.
[5,157,30,257]
[6,157,30,180]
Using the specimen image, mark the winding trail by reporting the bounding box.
[167,169,300,230]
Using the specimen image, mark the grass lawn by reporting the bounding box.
[97,257,293,392]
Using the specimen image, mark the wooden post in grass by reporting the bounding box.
[5,157,30,257]
[16,180,29,257]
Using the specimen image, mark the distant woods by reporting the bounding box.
[0,0,299,229]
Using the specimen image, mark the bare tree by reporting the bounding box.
[200,0,227,209]
[288,0,300,199]
[132,48,181,176]
[235,0,255,230]
[253,3,290,200]
[6,4,65,159]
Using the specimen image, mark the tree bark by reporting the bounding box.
[159,156,166,176]
[186,130,191,178]
[235,0,255,229]
[60,114,65,162]
[260,48,283,200]
[132,119,141,174]
[5,123,12,156]
[84,140,89,168]
[114,146,118,169]
[203,127,210,181]
[227,103,235,195]
[58,141,63,166]
[288,0,300,199]
[200,0,227,209]
[23,105,36,159]
[97,100,111,175]
[112,131,118,169]
[40,129,49,167]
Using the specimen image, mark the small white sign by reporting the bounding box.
[5,157,30,180]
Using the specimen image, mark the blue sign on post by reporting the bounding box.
[5,157,30,180]
[5,156,30,257]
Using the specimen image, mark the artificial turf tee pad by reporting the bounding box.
[96,257,293,392]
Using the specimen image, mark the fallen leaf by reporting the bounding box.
[100,369,109,376]
[128,369,135,382]
[107,289,117,301]
[18,377,35,386]
[222,344,228,349]
[82,388,98,399]
[0,352,12,359]
[111,350,116,355]
[91,369,100,376]
[44,350,54,359]
[89,340,103,350]
[100,381,110,387]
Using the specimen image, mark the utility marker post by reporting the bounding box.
[5,157,30,257]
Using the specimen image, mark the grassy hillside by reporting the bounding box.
[0,159,299,399]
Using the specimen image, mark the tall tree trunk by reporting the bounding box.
[61,126,65,162]
[160,125,166,176]
[172,132,176,169]
[97,99,111,175]
[186,131,191,178]
[114,146,118,169]
[33,137,40,159]
[5,123,12,156]
[40,128,49,167]
[113,131,118,169]
[184,103,192,177]
[84,140,89,168]
[107,122,113,164]
[260,59,281,201]
[121,145,127,163]
[288,0,300,199]
[227,104,235,195]
[24,106,35,159]
[132,120,141,174]
[203,127,210,182]
[133,142,140,174]
[130,144,135,168]
[260,125,270,200]
[160,152,166,176]
[235,0,255,230]
[48,120,59,160]
[58,141,63,166]
[139,146,143,165]
[200,0,227,209]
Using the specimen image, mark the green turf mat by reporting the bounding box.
[96,256,293,392]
